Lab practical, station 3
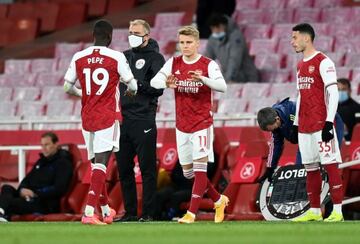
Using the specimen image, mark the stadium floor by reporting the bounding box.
[1,221,360,244]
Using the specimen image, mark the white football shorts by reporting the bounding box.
[176,125,214,166]
[82,120,120,160]
[298,129,342,165]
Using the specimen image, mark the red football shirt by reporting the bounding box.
[64,46,134,132]
[171,55,213,133]
[296,52,337,133]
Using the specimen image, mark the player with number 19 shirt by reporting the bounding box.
[65,47,134,132]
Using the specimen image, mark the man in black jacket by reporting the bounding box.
[337,78,360,141]
[115,19,165,222]
[0,132,73,221]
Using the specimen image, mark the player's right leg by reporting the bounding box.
[292,132,322,222]
[176,129,195,223]
[81,122,119,225]
[317,130,344,222]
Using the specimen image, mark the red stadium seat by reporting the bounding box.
[326,52,345,67]
[254,53,282,70]
[344,53,360,68]
[4,59,31,75]
[17,101,45,117]
[233,9,264,25]
[56,57,72,72]
[244,24,271,40]
[112,29,130,43]
[313,0,343,8]
[277,37,294,55]
[46,100,74,117]
[154,12,186,28]
[0,74,37,87]
[33,2,60,32]
[13,87,41,101]
[286,0,313,8]
[271,23,294,39]
[321,7,352,23]
[260,69,291,83]
[31,59,57,74]
[336,67,352,80]
[311,23,329,36]
[352,68,360,82]
[247,97,279,113]
[7,3,34,19]
[0,18,11,47]
[35,72,63,86]
[0,87,13,102]
[0,101,17,116]
[55,2,87,30]
[8,18,39,45]
[83,0,107,17]
[241,82,271,99]
[258,0,286,9]
[268,83,297,100]
[235,0,258,10]
[314,36,333,52]
[249,38,277,56]
[0,4,7,18]
[107,0,136,15]
[54,43,83,59]
[217,98,248,114]
[263,8,294,24]
[293,8,321,23]
[0,150,20,181]
[41,86,71,101]
[226,183,264,220]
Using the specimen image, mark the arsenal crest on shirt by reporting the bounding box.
[308,65,315,74]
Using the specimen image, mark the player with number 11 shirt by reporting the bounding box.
[64,20,137,225]
[151,26,228,224]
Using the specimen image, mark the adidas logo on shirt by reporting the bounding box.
[175,70,180,75]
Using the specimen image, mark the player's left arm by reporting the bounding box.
[190,60,227,92]
[63,56,82,97]
[320,58,339,142]
[117,52,138,93]
[320,58,339,123]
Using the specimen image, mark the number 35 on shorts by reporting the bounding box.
[318,141,335,153]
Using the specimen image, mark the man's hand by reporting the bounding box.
[258,167,275,183]
[124,88,136,97]
[188,70,203,82]
[322,121,334,142]
[166,74,177,89]
[288,125,298,144]
[20,188,36,201]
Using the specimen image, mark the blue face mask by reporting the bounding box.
[338,90,349,103]
[211,32,225,40]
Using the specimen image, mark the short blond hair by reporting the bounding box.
[129,19,150,34]
[177,25,200,40]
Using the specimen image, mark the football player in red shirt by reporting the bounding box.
[151,26,228,223]
[64,20,137,225]
[291,23,343,222]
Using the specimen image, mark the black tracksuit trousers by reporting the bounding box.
[115,119,157,218]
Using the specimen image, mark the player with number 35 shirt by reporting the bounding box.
[291,23,343,222]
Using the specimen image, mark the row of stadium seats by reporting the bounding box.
[0,0,139,47]
[2,125,360,221]
[235,0,343,9]
[234,7,360,25]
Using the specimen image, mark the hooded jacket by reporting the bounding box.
[205,16,259,83]
[121,39,165,121]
